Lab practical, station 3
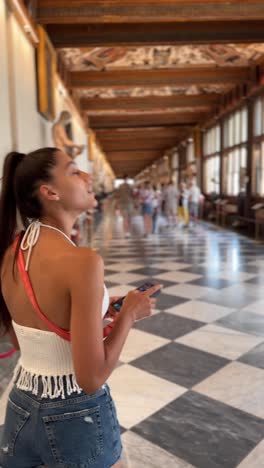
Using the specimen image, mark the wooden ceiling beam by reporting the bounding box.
[89,111,211,128]
[111,163,157,171]
[46,21,264,47]
[101,143,179,152]
[81,94,220,112]
[106,150,162,161]
[100,138,181,145]
[71,67,250,89]
[101,142,182,150]
[95,125,192,137]
[37,1,264,24]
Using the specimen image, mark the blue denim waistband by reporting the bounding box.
[10,383,108,410]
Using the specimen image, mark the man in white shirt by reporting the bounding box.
[116,175,134,237]
[188,179,201,224]
[164,181,177,226]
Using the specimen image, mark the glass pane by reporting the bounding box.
[228,165,232,194]
[254,98,262,136]
[208,131,212,155]
[235,111,240,145]
[171,152,179,169]
[216,125,221,152]
[215,156,220,193]
[234,174,239,195]
[224,120,228,148]
[241,107,248,142]
[222,156,226,193]
[261,141,264,165]
[203,133,207,154]
[204,125,221,156]
[204,155,220,193]
[234,149,239,172]
[241,146,247,168]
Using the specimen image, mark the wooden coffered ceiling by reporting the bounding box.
[30,1,264,177]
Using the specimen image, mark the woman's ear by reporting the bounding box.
[39,184,59,202]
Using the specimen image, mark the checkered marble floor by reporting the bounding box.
[2,219,264,467]
[95,219,264,468]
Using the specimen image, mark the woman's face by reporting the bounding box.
[49,151,95,213]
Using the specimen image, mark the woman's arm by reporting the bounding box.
[69,251,132,393]
[68,250,158,393]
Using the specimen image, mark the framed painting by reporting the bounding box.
[36,25,56,121]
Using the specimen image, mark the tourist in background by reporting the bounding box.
[164,180,178,227]
[177,181,189,227]
[152,185,161,234]
[141,181,153,237]
[188,178,201,227]
[116,175,133,238]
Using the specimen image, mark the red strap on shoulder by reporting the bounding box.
[13,235,71,341]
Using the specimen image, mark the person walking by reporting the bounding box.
[188,178,201,227]
[116,175,134,238]
[177,181,189,227]
[152,185,161,234]
[0,148,160,467]
[140,181,154,237]
[164,180,177,227]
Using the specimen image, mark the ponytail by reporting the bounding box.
[0,147,58,335]
[0,152,25,334]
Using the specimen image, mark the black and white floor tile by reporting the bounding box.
[2,217,264,466]
[95,218,264,467]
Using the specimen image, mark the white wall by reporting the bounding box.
[10,14,47,152]
[0,2,90,172]
[0,0,12,172]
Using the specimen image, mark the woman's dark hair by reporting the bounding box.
[0,147,58,334]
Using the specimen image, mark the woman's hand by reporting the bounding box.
[121,284,162,322]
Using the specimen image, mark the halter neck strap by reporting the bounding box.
[20,221,41,271]
[20,220,75,271]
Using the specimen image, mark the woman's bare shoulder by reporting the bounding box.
[59,246,104,280]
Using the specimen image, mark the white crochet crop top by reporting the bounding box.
[12,284,109,400]
[9,221,110,400]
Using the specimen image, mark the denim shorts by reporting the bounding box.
[142,203,153,215]
[0,382,122,468]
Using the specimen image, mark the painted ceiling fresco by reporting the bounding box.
[61,44,264,72]
[77,84,232,99]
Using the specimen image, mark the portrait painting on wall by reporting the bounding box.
[36,25,56,121]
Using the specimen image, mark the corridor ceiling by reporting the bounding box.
[33,1,264,177]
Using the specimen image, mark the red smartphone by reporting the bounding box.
[110,282,160,312]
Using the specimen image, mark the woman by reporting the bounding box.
[140,181,154,237]
[0,148,160,467]
[177,181,189,227]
